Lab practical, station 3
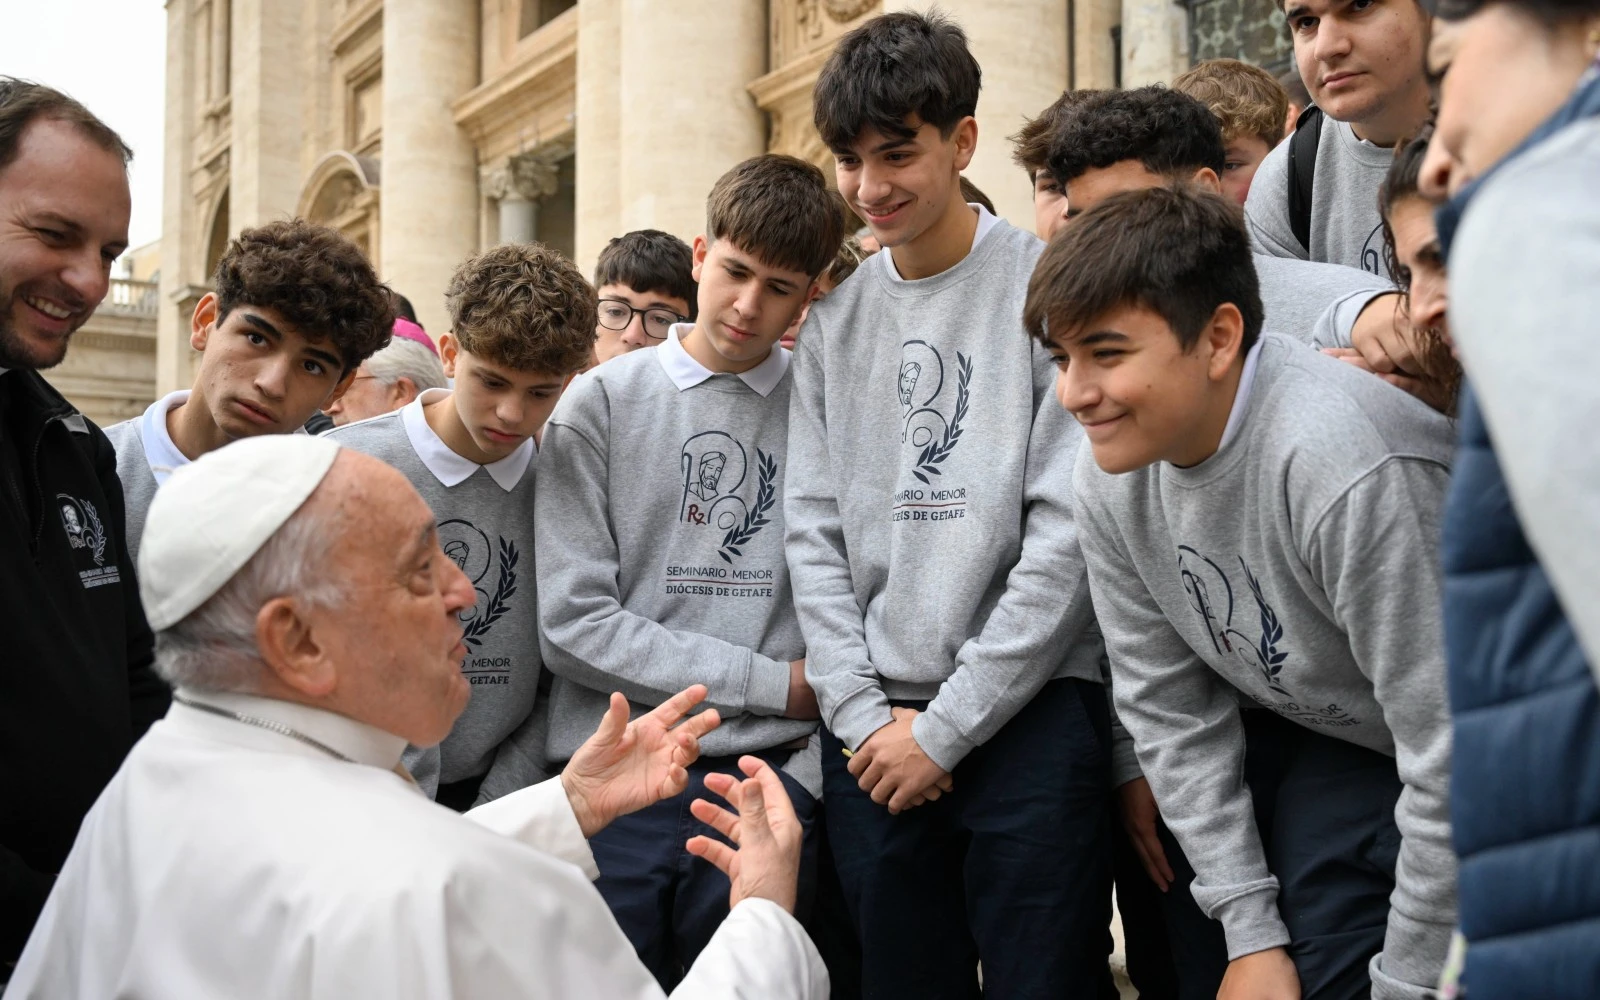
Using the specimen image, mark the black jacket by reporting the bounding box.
[0,368,169,963]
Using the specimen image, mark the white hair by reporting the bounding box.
[364,338,447,394]
[153,507,346,693]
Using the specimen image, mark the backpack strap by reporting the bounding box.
[1286,104,1324,255]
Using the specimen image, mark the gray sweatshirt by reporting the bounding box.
[326,391,543,799]
[535,329,819,793]
[1254,253,1392,346]
[785,219,1103,771]
[1075,334,1456,1000]
[1450,116,1600,687]
[104,390,191,561]
[1247,116,1394,279]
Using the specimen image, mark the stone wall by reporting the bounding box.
[1187,0,1294,76]
[41,279,160,428]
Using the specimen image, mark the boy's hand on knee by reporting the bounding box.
[1218,947,1300,1000]
[1117,777,1175,891]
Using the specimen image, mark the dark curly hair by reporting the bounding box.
[446,242,596,375]
[1012,89,1102,176]
[813,10,981,152]
[1046,87,1226,187]
[213,219,393,373]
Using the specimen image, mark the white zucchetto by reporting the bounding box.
[138,435,341,631]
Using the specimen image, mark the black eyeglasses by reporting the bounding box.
[596,298,688,341]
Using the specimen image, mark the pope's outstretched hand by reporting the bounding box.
[560,684,721,838]
[685,756,806,914]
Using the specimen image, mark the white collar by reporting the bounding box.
[171,687,409,771]
[139,389,193,485]
[1217,339,1264,453]
[401,388,534,492]
[884,202,1000,282]
[657,324,791,397]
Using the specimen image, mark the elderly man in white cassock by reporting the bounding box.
[5,435,827,999]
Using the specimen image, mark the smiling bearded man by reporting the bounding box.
[0,78,170,969]
[5,435,828,999]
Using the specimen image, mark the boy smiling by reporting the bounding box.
[787,11,1111,997]
[1029,185,1456,1000]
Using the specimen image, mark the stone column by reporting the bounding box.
[157,0,197,396]
[483,154,561,246]
[210,0,231,102]
[1121,0,1190,86]
[616,0,766,242]
[381,0,480,336]
[883,0,1070,231]
[229,0,303,228]
[575,0,622,277]
[1074,0,1123,88]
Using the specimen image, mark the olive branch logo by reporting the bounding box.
[463,538,518,647]
[718,449,777,564]
[913,352,971,484]
[82,500,108,567]
[1228,558,1291,697]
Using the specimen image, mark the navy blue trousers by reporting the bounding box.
[822,677,1115,999]
[1114,809,1228,1000]
[1241,711,1403,1000]
[589,749,820,990]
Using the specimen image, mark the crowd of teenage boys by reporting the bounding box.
[3,0,1598,995]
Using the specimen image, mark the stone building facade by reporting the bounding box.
[152,0,1290,398]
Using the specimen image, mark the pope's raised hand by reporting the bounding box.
[561,685,721,838]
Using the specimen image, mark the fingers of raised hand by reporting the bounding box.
[686,834,738,877]
[689,796,742,843]
[678,707,721,741]
[659,763,690,801]
[647,685,710,730]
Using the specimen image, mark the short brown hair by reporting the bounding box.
[1023,184,1263,354]
[1172,59,1290,148]
[213,219,394,373]
[446,242,597,375]
[0,77,132,177]
[705,154,845,279]
[1011,90,1102,175]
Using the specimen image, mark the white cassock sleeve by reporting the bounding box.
[462,777,830,1000]
[464,776,600,878]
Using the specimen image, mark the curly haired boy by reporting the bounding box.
[105,218,393,558]
[327,240,596,807]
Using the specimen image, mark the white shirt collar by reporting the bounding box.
[1217,339,1264,453]
[884,202,1000,282]
[657,324,791,397]
[172,687,409,771]
[401,388,534,492]
[139,389,192,485]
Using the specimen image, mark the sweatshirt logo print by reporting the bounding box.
[438,518,518,662]
[898,340,971,485]
[1178,546,1355,726]
[678,430,776,564]
[58,493,120,589]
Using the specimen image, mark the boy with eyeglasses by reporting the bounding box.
[592,229,697,367]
